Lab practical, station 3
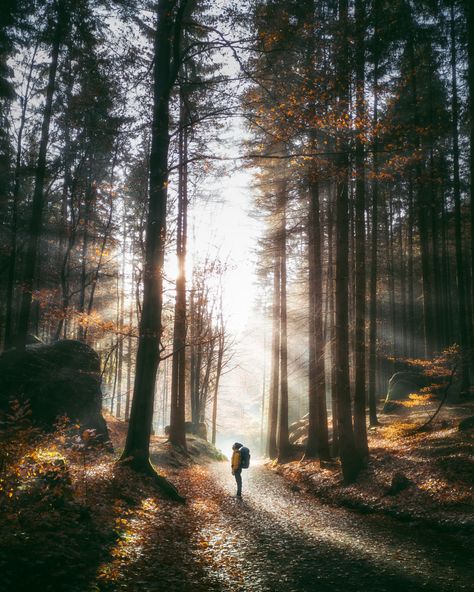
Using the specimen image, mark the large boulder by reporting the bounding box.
[0,340,109,440]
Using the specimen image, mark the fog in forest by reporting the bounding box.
[1,0,473,589]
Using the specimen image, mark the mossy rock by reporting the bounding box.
[0,340,109,441]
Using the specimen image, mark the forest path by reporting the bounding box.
[103,460,473,592]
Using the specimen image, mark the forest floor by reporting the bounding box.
[1,407,473,591]
[272,401,474,533]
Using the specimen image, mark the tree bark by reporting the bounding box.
[327,188,339,453]
[409,38,434,358]
[368,0,381,420]
[277,183,290,461]
[407,181,415,358]
[267,250,280,459]
[120,0,189,502]
[335,0,362,483]
[4,45,37,349]
[306,179,330,460]
[16,4,64,349]
[211,309,224,446]
[465,0,474,343]
[169,83,188,448]
[353,0,368,459]
[77,177,94,342]
[450,1,469,393]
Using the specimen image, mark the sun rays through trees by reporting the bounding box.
[0,0,473,496]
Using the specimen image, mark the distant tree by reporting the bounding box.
[16,0,68,349]
[333,0,363,483]
[353,0,369,460]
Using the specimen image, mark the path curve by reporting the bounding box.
[183,460,472,592]
[106,460,473,592]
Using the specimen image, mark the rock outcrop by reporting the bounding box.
[0,340,109,440]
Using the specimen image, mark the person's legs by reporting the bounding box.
[234,469,242,496]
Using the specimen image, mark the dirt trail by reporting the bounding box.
[101,460,473,592]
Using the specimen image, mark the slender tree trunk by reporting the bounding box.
[440,188,452,346]
[398,203,408,357]
[430,176,442,353]
[451,2,469,392]
[465,0,474,341]
[368,164,379,426]
[116,211,127,418]
[306,179,330,460]
[409,39,433,358]
[55,141,75,341]
[211,314,224,446]
[335,0,362,483]
[349,180,356,388]
[190,287,198,429]
[367,3,381,424]
[16,5,64,349]
[353,0,368,459]
[125,239,135,421]
[407,181,416,358]
[111,344,118,414]
[277,184,290,461]
[4,45,37,349]
[126,299,133,421]
[388,194,396,363]
[169,85,188,448]
[327,189,339,452]
[428,67,442,353]
[260,313,267,455]
[418,189,434,359]
[83,154,118,341]
[77,180,92,341]
[267,250,280,459]
[54,57,74,341]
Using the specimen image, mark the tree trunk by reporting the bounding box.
[465,0,474,342]
[126,294,133,421]
[77,179,93,341]
[277,183,290,461]
[335,0,362,483]
[211,312,224,446]
[125,240,135,421]
[16,5,64,349]
[440,186,452,346]
[327,188,339,452]
[4,45,37,349]
[120,0,188,503]
[306,179,330,460]
[409,38,433,358]
[267,250,280,459]
[169,85,188,448]
[398,201,408,356]
[368,0,381,424]
[388,193,396,363]
[116,211,126,418]
[407,181,416,358]
[450,1,469,392]
[353,0,368,459]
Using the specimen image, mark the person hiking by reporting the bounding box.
[231,442,243,497]
[231,442,250,497]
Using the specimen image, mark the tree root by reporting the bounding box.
[117,456,186,503]
[150,471,186,503]
[415,368,456,433]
